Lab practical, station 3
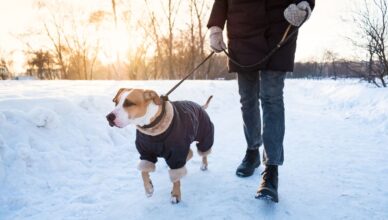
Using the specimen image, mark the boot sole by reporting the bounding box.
[255,187,279,203]
[235,163,261,177]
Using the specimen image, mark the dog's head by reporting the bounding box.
[106,88,162,128]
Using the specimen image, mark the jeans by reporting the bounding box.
[237,70,286,165]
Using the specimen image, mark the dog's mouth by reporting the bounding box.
[109,121,126,128]
[106,112,131,128]
[108,121,116,127]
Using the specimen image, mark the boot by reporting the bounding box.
[255,165,279,203]
[236,149,261,177]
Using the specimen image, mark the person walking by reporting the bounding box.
[207,0,315,202]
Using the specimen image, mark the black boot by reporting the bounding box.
[255,165,279,203]
[236,149,261,177]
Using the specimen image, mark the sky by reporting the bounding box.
[295,0,364,61]
[0,0,365,73]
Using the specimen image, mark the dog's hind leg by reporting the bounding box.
[201,156,208,171]
[141,172,154,197]
[198,149,211,171]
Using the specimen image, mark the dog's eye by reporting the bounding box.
[123,100,135,107]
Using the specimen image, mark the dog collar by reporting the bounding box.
[139,100,166,129]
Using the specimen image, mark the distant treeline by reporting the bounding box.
[0,53,384,83]
[292,60,365,79]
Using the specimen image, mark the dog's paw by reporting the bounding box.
[145,187,154,197]
[144,181,154,197]
[200,163,208,171]
[170,195,180,204]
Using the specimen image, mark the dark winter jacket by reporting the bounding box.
[135,101,214,170]
[207,0,315,73]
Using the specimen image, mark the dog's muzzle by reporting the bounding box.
[106,113,116,127]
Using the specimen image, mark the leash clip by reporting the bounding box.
[160,95,169,102]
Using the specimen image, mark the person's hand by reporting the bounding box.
[284,1,311,27]
[209,26,227,53]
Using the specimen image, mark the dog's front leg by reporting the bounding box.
[141,171,154,197]
[171,181,181,204]
[169,149,192,203]
[138,160,156,197]
[169,167,187,204]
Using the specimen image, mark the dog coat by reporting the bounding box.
[135,101,214,169]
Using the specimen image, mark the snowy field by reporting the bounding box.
[0,79,387,220]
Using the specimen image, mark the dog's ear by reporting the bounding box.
[143,90,162,105]
[113,88,131,104]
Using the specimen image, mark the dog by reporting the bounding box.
[106,88,214,204]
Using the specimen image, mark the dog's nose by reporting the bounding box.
[106,113,116,126]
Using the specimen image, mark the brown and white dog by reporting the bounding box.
[106,88,214,204]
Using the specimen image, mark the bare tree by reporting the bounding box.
[190,0,213,79]
[0,51,14,79]
[37,1,102,80]
[110,0,122,79]
[27,50,57,79]
[162,0,182,79]
[43,15,70,79]
[139,0,164,79]
[67,14,101,80]
[0,59,10,80]
[351,0,388,87]
[323,50,339,80]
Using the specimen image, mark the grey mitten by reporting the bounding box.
[284,1,311,27]
[209,26,227,53]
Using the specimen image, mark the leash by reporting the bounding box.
[145,53,214,129]
[223,11,309,69]
[160,51,215,101]
[161,11,309,101]
[222,25,293,69]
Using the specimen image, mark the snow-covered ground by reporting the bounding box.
[0,79,387,220]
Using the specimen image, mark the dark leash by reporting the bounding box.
[161,12,309,101]
[223,11,309,69]
[141,54,214,129]
[222,24,294,69]
[160,51,215,102]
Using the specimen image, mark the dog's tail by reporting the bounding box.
[202,95,213,110]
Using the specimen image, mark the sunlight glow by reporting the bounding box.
[99,29,131,65]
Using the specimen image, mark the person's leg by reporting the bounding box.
[255,70,286,202]
[237,72,262,150]
[236,71,262,177]
[260,70,286,165]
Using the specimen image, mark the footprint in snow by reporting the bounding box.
[28,107,60,128]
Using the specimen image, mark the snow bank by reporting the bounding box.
[291,79,388,133]
[0,80,387,220]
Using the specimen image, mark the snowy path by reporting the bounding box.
[0,80,387,220]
